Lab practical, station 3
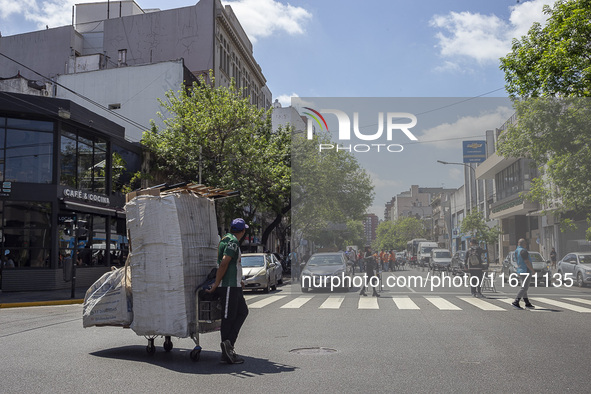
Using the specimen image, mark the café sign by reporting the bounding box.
[63,188,110,205]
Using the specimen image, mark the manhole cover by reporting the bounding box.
[289,347,337,355]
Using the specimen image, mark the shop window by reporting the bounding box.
[1,201,51,268]
[59,130,109,193]
[1,118,54,184]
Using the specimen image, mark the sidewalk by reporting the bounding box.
[0,287,86,308]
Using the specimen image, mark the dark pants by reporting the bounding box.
[468,269,484,295]
[516,273,531,300]
[219,286,248,346]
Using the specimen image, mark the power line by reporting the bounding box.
[0,52,150,133]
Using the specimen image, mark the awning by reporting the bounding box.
[62,200,125,217]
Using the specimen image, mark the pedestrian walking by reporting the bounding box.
[360,246,380,297]
[206,218,250,364]
[550,247,557,270]
[512,238,536,310]
[465,239,486,298]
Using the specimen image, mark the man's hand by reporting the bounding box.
[205,282,219,294]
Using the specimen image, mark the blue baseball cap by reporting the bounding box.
[230,218,249,231]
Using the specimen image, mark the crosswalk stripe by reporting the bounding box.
[457,297,505,311]
[563,298,591,307]
[319,296,345,309]
[495,297,553,312]
[280,297,314,309]
[534,297,591,313]
[358,297,379,309]
[244,295,259,301]
[392,297,420,310]
[248,295,286,309]
[425,296,462,310]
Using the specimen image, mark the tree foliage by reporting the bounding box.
[460,211,500,246]
[291,133,374,250]
[142,75,290,240]
[500,0,591,98]
[498,0,591,239]
[374,217,425,252]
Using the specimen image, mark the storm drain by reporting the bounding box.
[289,347,337,355]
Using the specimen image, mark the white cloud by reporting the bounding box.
[369,171,402,189]
[223,0,311,43]
[0,0,99,31]
[1,0,311,42]
[430,0,552,66]
[275,92,299,108]
[419,106,514,148]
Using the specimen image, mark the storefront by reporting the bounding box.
[0,92,141,291]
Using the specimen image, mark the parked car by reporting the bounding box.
[300,252,354,293]
[269,253,284,285]
[451,250,466,275]
[241,253,279,293]
[430,249,452,271]
[557,252,591,287]
[273,252,290,275]
[502,251,550,285]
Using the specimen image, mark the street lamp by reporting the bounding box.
[437,160,479,213]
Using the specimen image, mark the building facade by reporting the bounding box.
[0,0,272,142]
[0,92,141,291]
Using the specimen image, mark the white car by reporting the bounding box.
[241,253,278,293]
[430,249,452,271]
[557,252,591,287]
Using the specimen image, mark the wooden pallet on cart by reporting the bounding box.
[126,182,239,202]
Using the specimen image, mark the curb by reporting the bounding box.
[0,299,84,308]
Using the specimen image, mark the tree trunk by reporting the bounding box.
[261,203,291,249]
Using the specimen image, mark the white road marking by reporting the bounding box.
[248,295,286,309]
[280,296,313,309]
[319,296,345,309]
[392,296,420,310]
[425,296,462,310]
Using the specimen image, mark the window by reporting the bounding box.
[59,129,108,193]
[0,118,54,184]
[2,201,52,268]
[118,49,127,65]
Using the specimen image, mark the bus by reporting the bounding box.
[406,238,427,266]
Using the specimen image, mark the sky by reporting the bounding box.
[0,0,555,217]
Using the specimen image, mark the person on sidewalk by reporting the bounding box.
[550,247,557,270]
[465,239,485,298]
[206,218,250,364]
[360,246,380,297]
[512,238,536,310]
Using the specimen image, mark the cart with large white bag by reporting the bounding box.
[83,183,238,362]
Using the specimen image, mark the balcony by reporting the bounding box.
[475,152,518,180]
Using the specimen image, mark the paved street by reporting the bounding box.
[2,267,590,393]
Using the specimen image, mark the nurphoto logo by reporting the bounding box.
[302,107,419,153]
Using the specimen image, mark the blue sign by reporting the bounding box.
[463,140,486,163]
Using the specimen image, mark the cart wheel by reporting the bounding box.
[146,338,156,355]
[190,346,202,362]
[163,336,173,352]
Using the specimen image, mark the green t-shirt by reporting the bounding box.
[217,233,242,287]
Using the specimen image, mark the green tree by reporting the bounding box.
[500,0,591,98]
[499,0,591,239]
[291,133,374,251]
[141,75,290,245]
[460,211,501,261]
[374,217,425,252]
